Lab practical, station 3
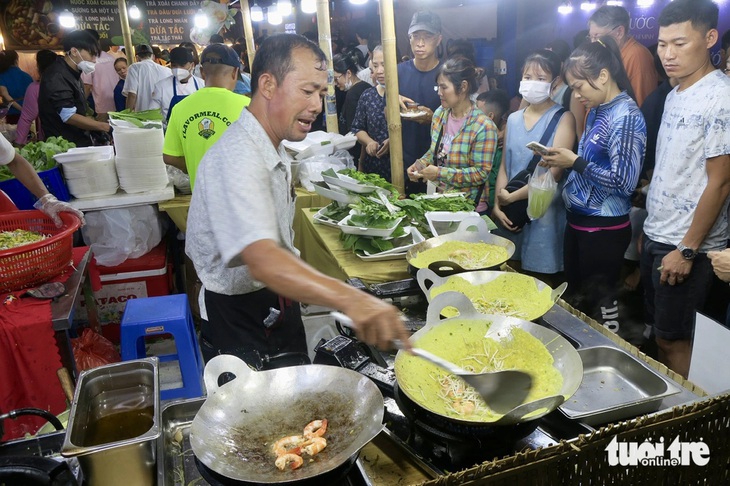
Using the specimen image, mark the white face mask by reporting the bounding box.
[172,68,191,82]
[344,74,352,91]
[519,79,552,105]
[69,49,96,75]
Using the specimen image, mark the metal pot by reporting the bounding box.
[416,268,568,321]
[394,292,583,426]
[406,216,515,277]
[190,355,384,484]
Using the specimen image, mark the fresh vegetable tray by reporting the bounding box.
[356,227,426,261]
[338,214,405,237]
[313,207,345,228]
[312,181,360,205]
[322,173,379,194]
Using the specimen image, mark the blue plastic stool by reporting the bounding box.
[120,294,204,400]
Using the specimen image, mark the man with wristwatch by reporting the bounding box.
[640,0,730,379]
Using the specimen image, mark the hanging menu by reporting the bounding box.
[0,0,199,50]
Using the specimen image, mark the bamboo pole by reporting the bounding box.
[379,0,404,194]
[316,0,339,134]
[116,0,136,62]
[240,1,256,71]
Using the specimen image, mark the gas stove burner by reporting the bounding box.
[194,454,359,486]
[392,383,540,468]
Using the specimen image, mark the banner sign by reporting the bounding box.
[0,0,199,51]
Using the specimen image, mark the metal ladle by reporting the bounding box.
[330,311,533,414]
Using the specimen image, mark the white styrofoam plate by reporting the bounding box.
[426,211,481,237]
[356,227,426,261]
[313,207,347,228]
[322,173,378,194]
[312,181,360,205]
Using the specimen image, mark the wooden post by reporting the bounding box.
[240,1,256,71]
[379,0,404,194]
[117,0,136,62]
[316,0,339,134]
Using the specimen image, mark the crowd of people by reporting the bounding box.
[0,0,728,378]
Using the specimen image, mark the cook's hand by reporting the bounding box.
[341,295,411,351]
[708,249,730,282]
[659,249,692,286]
[418,164,439,181]
[496,188,513,206]
[365,141,380,157]
[34,194,85,227]
[541,147,578,169]
[407,160,426,182]
[376,139,389,158]
[492,206,520,233]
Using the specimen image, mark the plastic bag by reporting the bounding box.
[298,150,355,192]
[82,204,167,266]
[527,164,557,221]
[166,165,191,194]
[71,328,121,372]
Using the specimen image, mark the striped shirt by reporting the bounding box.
[420,105,498,203]
[562,92,646,218]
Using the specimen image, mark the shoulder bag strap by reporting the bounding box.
[525,107,567,174]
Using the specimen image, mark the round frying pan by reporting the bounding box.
[416,268,568,321]
[394,292,583,426]
[190,355,384,483]
[406,216,516,277]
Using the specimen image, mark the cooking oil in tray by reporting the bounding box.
[83,406,154,446]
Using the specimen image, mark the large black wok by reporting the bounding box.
[190,355,384,483]
[394,292,583,426]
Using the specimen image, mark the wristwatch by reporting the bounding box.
[677,243,698,260]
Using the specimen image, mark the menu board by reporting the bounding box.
[0,0,200,50]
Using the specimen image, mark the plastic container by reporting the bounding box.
[78,241,171,343]
[0,167,71,210]
[56,146,119,199]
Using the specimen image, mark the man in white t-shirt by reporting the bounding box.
[641,0,730,378]
[151,47,204,123]
[0,135,84,224]
[122,44,172,112]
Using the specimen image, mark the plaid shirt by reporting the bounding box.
[421,105,498,204]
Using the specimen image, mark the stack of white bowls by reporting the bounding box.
[54,146,119,198]
[112,125,169,194]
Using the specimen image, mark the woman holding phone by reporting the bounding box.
[492,49,576,283]
[541,36,646,330]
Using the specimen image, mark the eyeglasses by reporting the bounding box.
[409,32,438,43]
[587,25,619,42]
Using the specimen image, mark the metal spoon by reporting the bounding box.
[330,312,533,413]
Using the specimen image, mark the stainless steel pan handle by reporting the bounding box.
[202,354,253,396]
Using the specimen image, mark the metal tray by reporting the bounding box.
[559,346,681,426]
[157,397,206,486]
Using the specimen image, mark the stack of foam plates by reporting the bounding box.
[115,155,169,194]
[113,126,164,158]
[54,146,119,198]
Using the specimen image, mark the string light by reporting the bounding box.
[194,9,209,29]
[128,4,141,20]
[59,10,76,28]
[251,2,264,22]
[301,0,317,14]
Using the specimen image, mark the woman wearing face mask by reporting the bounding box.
[540,37,646,329]
[333,50,368,135]
[350,46,392,181]
[151,46,205,123]
[38,30,110,147]
[406,56,497,208]
[492,49,576,284]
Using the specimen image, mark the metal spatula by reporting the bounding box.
[331,312,533,413]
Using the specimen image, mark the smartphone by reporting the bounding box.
[526,141,552,156]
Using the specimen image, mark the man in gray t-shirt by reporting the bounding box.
[186,34,410,363]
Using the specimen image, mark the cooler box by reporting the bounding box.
[79,241,172,343]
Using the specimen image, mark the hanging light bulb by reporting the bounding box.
[59,9,76,28]
[268,8,282,25]
[557,2,573,14]
[277,0,292,16]
[301,0,317,14]
[128,4,141,20]
[349,0,368,5]
[250,2,264,21]
[194,9,209,29]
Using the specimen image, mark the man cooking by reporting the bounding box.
[186,34,410,363]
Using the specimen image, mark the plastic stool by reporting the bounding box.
[120,294,204,400]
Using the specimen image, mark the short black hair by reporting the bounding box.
[114,57,128,68]
[251,34,326,96]
[722,30,730,51]
[62,29,101,56]
[210,34,225,44]
[659,0,719,33]
[546,39,571,63]
[36,50,58,76]
[83,28,100,41]
[0,50,19,73]
[476,88,510,120]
